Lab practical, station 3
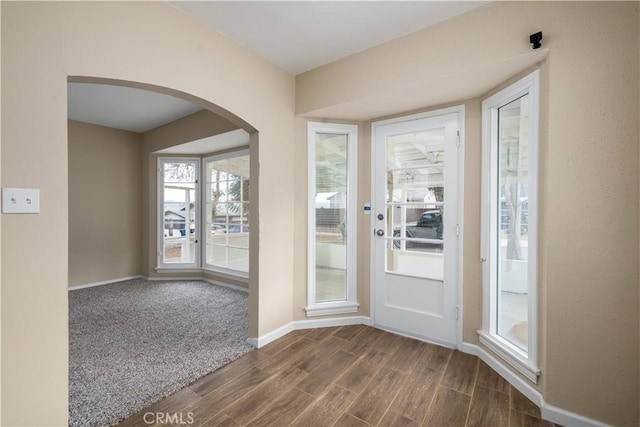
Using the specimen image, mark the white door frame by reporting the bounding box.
[370,105,465,349]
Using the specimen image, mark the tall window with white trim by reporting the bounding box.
[480,71,540,382]
[157,151,250,278]
[158,158,200,268]
[203,150,250,275]
[306,122,358,316]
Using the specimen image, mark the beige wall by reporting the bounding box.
[1,2,295,425]
[539,5,638,425]
[460,99,482,346]
[141,109,238,153]
[68,120,142,287]
[296,2,639,425]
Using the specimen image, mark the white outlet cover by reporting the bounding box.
[2,188,40,214]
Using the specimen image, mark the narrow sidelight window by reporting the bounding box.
[158,158,200,268]
[480,71,540,382]
[306,122,358,316]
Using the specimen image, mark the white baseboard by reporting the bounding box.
[146,276,202,282]
[68,275,142,291]
[247,322,294,348]
[246,316,371,348]
[461,343,542,406]
[145,276,248,293]
[293,315,372,330]
[201,278,248,293]
[542,403,610,427]
[461,343,608,427]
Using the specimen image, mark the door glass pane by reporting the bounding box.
[162,161,197,264]
[385,129,445,280]
[315,133,348,303]
[497,94,530,352]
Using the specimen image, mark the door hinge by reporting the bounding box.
[456,224,460,237]
[455,307,460,320]
[456,130,460,148]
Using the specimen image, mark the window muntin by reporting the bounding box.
[480,71,539,382]
[385,128,445,279]
[203,151,250,274]
[157,152,249,278]
[307,123,358,316]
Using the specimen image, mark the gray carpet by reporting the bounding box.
[69,278,253,427]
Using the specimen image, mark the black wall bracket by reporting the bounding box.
[530,31,543,49]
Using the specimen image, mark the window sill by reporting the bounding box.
[305,302,359,317]
[478,330,540,384]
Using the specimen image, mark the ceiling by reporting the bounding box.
[68,2,486,134]
[67,83,202,133]
[155,129,250,155]
[170,1,486,75]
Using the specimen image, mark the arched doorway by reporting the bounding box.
[67,77,260,426]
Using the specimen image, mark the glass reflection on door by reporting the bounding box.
[385,128,445,280]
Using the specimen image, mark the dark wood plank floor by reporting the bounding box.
[118,326,554,427]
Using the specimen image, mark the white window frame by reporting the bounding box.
[202,149,250,279]
[157,157,201,270]
[479,71,541,383]
[306,122,359,316]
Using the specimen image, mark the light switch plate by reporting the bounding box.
[2,188,40,214]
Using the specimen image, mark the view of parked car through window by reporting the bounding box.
[393,209,443,249]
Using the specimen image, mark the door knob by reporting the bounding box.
[376,229,384,237]
[377,213,384,220]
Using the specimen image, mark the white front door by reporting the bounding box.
[372,108,462,346]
